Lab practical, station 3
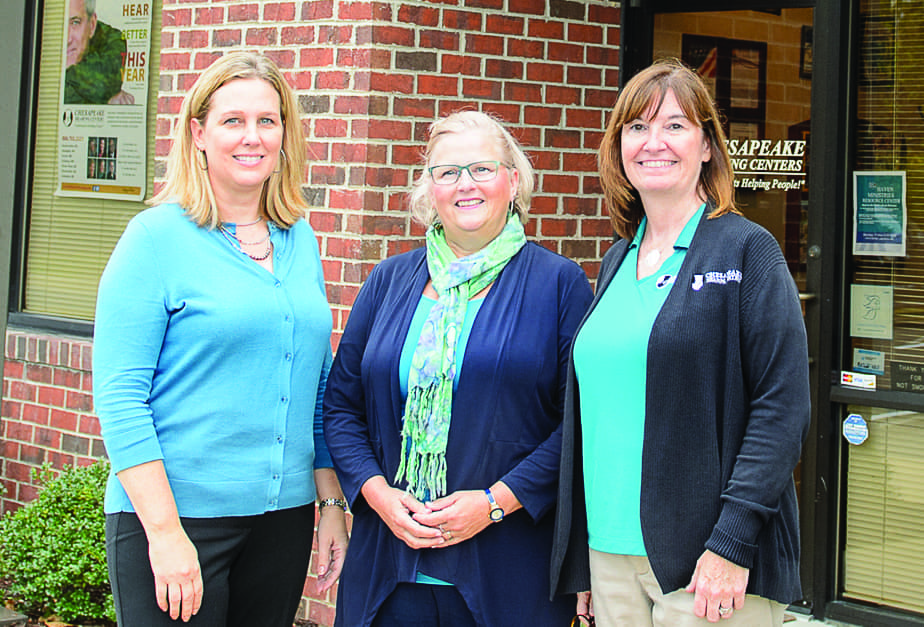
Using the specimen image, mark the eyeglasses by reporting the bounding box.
[570,614,595,627]
[428,160,508,185]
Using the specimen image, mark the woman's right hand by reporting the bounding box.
[147,526,203,622]
[361,476,445,549]
[576,590,594,624]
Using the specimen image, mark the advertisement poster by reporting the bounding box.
[853,171,906,257]
[56,0,152,201]
[850,284,894,340]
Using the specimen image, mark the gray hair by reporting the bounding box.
[84,0,96,16]
[407,110,534,227]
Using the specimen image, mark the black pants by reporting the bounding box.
[106,505,314,626]
[371,583,477,627]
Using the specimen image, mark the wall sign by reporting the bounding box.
[56,0,152,201]
[853,171,907,257]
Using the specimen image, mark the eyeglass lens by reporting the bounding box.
[429,161,501,185]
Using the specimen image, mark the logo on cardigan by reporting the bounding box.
[656,274,675,289]
[691,269,742,291]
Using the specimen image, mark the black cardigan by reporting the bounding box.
[551,210,811,605]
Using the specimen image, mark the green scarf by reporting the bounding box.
[396,213,527,500]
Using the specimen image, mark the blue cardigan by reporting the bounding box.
[93,203,333,517]
[551,210,811,605]
[324,242,592,626]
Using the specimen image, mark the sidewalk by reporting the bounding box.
[788,610,858,626]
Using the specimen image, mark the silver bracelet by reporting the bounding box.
[318,497,348,512]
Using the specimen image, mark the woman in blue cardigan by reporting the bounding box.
[551,60,811,626]
[324,111,593,626]
[93,52,347,626]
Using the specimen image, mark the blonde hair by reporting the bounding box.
[148,51,307,228]
[598,58,738,240]
[407,110,534,227]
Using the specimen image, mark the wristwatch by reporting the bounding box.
[485,488,504,523]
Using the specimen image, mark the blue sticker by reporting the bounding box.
[843,413,869,446]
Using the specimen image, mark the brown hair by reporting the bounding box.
[148,51,307,228]
[598,58,738,239]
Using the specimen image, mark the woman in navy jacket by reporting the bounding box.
[324,111,592,626]
[551,60,810,626]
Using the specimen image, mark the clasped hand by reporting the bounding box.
[364,478,490,549]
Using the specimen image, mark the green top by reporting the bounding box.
[64,21,126,105]
[573,204,704,556]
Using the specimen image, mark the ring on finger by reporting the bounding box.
[718,604,733,616]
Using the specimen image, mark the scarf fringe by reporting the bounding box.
[396,378,451,500]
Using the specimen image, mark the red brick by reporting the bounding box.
[194,7,223,24]
[329,190,364,211]
[539,218,578,237]
[65,391,93,412]
[337,48,373,68]
[586,45,620,67]
[562,238,596,259]
[246,28,278,46]
[566,108,604,129]
[546,129,581,149]
[5,461,33,483]
[444,10,483,31]
[585,88,620,109]
[370,25,414,46]
[79,415,102,436]
[363,215,407,236]
[398,4,438,26]
[523,105,561,126]
[508,0,544,14]
[528,19,564,40]
[548,42,584,63]
[310,165,346,186]
[4,360,23,379]
[9,381,35,402]
[568,66,603,86]
[546,85,581,106]
[441,55,481,76]
[178,30,208,48]
[264,49,295,70]
[511,39,545,61]
[302,0,334,20]
[543,174,580,194]
[263,2,296,21]
[588,3,621,24]
[50,409,78,431]
[162,8,192,26]
[482,103,521,124]
[281,26,315,45]
[582,176,603,195]
[228,3,259,21]
[393,98,436,118]
[583,218,616,237]
[6,421,32,442]
[420,30,459,51]
[3,400,22,420]
[212,29,242,47]
[467,0,502,7]
[316,71,350,90]
[37,386,65,407]
[564,195,601,216]
[486,14,524,35]
[301,48,334,67]
[504,82,543,103]
[466,34,505,55]
[486,59,523,80]
[418,75,458,96]
[326,238,362,258]
[369,72,414,94]
[568,23,604,44]
[318,25,353,45]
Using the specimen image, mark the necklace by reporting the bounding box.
[217,223,273,261]
[221,216,264,227]
[219,223,271,246]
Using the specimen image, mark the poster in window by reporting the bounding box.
[56,0,152,201]
[853,171,906,257]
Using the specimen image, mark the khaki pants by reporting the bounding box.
[589,550,786,627]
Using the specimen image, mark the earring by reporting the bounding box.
[195,149,208,171]
[274,150,287,174]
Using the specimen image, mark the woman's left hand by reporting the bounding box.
[685,549,749,622]
[411,490,492,546]
[315,505,349,593]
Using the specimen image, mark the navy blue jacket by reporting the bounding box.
[325,242,592,626]
[551,211,810,604]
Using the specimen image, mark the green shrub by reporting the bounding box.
[0,460,115,625]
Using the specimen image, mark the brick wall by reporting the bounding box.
[2,1,623,625]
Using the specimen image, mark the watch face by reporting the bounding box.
[490,507,504,522]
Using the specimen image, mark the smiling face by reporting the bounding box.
[428,129,519,257]
[66,0,97,68]
[620,89,711,205]
[190,78,283,211]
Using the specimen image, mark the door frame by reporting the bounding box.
[620,1,849,621]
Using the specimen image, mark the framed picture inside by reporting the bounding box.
[859,15,894,87]
[800,25,813,79]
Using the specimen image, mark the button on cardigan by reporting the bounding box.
[93,203,333,518]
